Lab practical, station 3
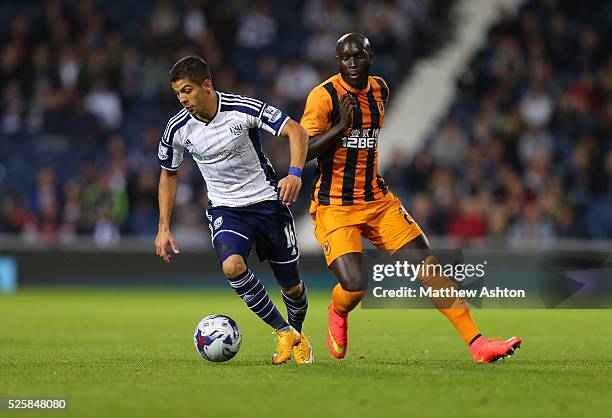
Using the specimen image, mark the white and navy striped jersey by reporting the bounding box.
[158,91,290,207]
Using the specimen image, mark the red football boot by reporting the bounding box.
[470,335,522,363]
[327,302,348,359]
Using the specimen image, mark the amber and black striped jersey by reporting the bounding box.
[301,74,389,206]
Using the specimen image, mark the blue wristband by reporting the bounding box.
[288,166,302,177]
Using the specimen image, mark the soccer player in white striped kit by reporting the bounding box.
[155,56,313,364]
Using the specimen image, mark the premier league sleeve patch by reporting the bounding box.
[158,143,170,160]
[158,140,184,170]
[263,105,282,123]
[260,104,289,135]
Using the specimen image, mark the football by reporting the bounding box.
[193,314,242,362]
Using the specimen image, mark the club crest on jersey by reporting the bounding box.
[378,102,385,114]
[322,241,331,256]
[158,143,169,160]
[229,122,244,137]
[262,105,282,123]
[213,217,223,230]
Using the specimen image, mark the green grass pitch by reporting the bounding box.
[1,287,611,418]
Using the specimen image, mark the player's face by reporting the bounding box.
[337,41,372,89]
[171,78,212,116]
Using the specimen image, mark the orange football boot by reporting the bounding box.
[272,327,301,365]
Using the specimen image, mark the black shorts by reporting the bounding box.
[206,200,300,286]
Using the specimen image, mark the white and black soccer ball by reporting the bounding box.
[194,314,242,362]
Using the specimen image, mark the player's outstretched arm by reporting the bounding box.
[278,118,308,204]
[306,94,356,161]
[155,168,180,263]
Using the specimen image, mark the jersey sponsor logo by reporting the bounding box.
[213,216,223,230]
[191,143,248,164]
[341,128,380,149]
[158,143,170,160]
[229,121,245,137]
[262,105,282,123]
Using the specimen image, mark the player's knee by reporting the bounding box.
[395,234,432,264]
[271,262,300,288]
[222,256,247,278]
[282,282,303,299]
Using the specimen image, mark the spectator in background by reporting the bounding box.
[1,83,24,134]
[127,168,158,235]
[2,193,34,234]
[30,167,59,215]
[183,0,208,42]
[508,201,555,243]
[428,166,457,235]
[304,0,353,35]
[60,177,84,239]
[408,193,433,232]
[518,125,552,167]
[519,80,553,127]
[430,117,468,168]
[85,81,123,132]
[128,125,162,173]
[404,149,433,194]
[275,58,319,116]
[523,151,552,194]
[58,47,81,90]
[42,88,72,136]
[236,2,277,50]
[252,53,279,99]
[2,0,609,244]
[149,0,181,40]
[306,29,337,69]
[448,196,487,245]
[32,199,62,244]
[81,172,128,233]
[382,149,410,202]
[93,204,121,246]
[487,205,509,241]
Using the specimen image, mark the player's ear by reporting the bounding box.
[202,78,213,93]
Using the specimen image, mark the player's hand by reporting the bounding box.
[339,94,357,130]
[278,175,302,205]
[155,226,180,263]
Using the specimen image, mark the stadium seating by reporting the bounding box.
[384,0,612,241]
[0,0,455,243]
[1,0,609,244]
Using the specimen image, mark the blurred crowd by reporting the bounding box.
[385,0,612,244]
[4,0,610,248]
[0,0,453,245]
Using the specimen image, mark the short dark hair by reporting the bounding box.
[169,55,211,85]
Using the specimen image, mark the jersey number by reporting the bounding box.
[399,204,414,225]
[283,225,297,249]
